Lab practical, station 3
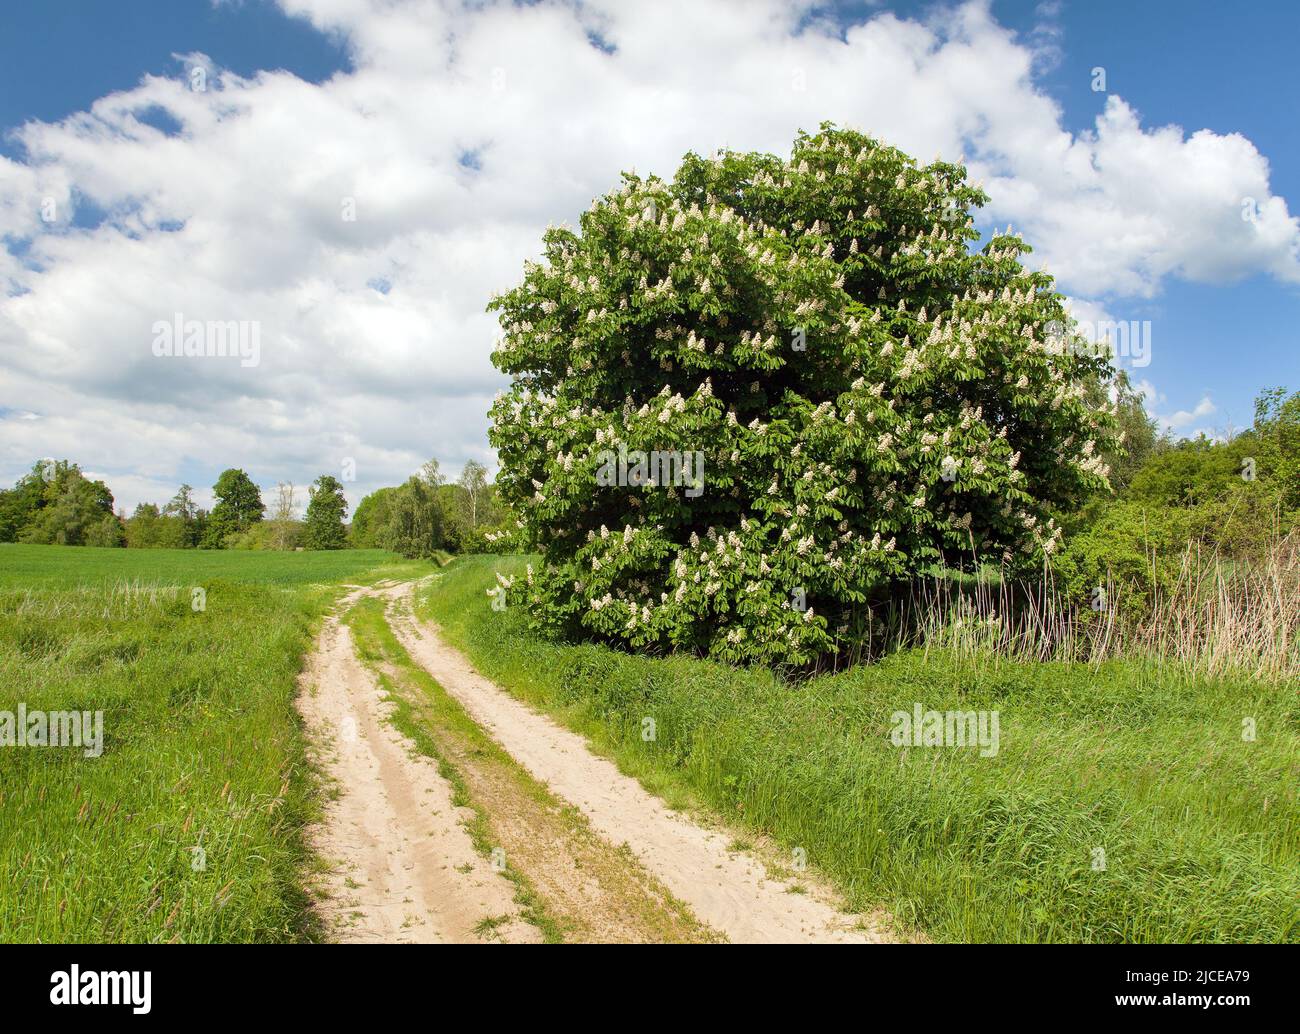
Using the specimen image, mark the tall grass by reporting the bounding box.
[421,555,1300,943]
[1135,536,1298,679]
[0,543,430,943]
[873,535,1299,680]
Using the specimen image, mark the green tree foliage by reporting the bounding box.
[1055,387,1300,610]
[227,481,305,551]
[1105,371,1159,493]
[458,460,489,528]
[2,466,214,550]
[124,503,165,548]
[347,461,461,557]
[83,513,125,547]
[436,483,468,552]
[488,124,1120,664]
[203,468,265,548]
[0,460,122,546]
[350,461,455,558]
[447,461,509,552]
[1251,386,1300,511]
[380,477,451,558]
[112,485,205,549]
[227,519,304,550]
[161,483,203,548]
[0,462,51,542]
[349,486,396,548]
[303,475,349,550]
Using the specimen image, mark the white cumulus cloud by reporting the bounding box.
[1,0,1295,511]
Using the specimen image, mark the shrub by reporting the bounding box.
[488,124,1120,664]
[226,519,304,551]
[1056,387,1300,613]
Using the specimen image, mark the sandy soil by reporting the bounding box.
[384,582,889,944]
[378,654,720,943]
[297,601,538,943]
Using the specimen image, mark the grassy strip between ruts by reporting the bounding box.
[0,544,431,943]
[418,555,1300,944]
[343,591,721,943]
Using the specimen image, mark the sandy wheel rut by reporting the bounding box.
[298,601,537,943]
[383,581,890,944]
[300,581,891,944]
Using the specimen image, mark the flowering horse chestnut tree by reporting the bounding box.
[488,124,1118,665]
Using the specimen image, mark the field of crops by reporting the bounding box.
[0,543,429,942]
[0,543,420,589]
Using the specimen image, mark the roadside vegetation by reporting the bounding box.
[420,555,1299,943]
[455,125,1298,942]
[0,544,429,943]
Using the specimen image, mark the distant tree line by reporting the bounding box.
[0,460,122,547]
[0,457,505,555]
[350,459,506,557]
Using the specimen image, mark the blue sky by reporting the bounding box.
[1000,0,1300,433]
[1,0,1297,511]
[0,1,348,140]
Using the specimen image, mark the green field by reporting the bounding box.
[5,542,1296,943]
[419,555,1300,943]
[0,542,421,589]
[0,543,430,943]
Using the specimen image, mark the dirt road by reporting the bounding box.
[298,597,537,943]
[299,581,890,944]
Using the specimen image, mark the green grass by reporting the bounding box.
[420,554,1300,944]
[0,542,418,589]
[0,542,431,943]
